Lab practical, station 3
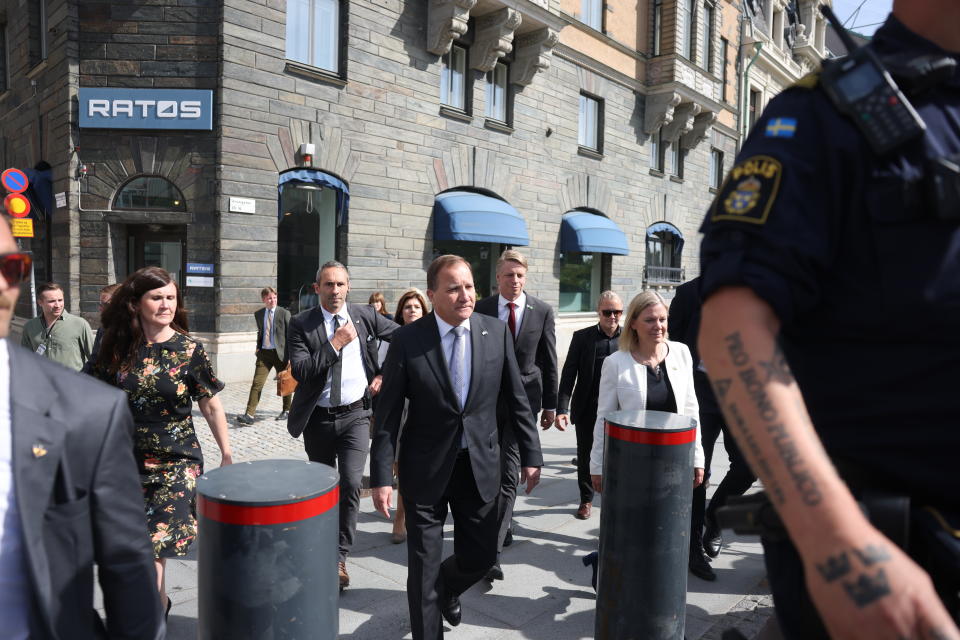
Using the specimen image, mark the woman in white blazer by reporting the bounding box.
[589,290,705,491]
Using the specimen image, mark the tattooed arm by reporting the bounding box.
[699,287,958,640]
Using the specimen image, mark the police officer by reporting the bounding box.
[697,2,960,639]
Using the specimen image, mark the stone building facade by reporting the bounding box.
[2,0,744,381]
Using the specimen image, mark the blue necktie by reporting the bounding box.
[449,326,466,409]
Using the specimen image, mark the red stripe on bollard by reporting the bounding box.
[605,422,696,445]
[198,486,340,525]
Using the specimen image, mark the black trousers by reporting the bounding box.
[404,452,499,640]
[302,405,370,563]
[574,411,597,505]
[494,421,521,553]
[691,411,756,548]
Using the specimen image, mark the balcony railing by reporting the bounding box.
[644,265,685,285]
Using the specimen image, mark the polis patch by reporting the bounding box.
[710,155,783,225]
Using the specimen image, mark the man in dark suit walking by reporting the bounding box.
[238,286,292,424]
[474,249,557,580]
[0,217,163,639]
[286,260,397,588]
[669,276,756,582]
[554,290,623,520]
[371,254,543,639]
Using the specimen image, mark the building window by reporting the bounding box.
[286,0,340,73]
[749,88,761,130]
[709,149,724,188]
[721,37,729,102]
[582,0,604,31]
[649,128,665,172]
[559,252,609,312]
[682,0,696,60]
[578,92,603,152]
[114,176,187,211]
[645,223,684,284]
[671,144,685,179]
[433,241,501,299]
[0,23,8,93]
[29,0,48,66]
[773,9,784,48]
[485,62,509,123]
[652,0,663,55]
[701,2,714,71]
[440,44,468,111]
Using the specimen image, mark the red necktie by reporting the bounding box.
[507,302,517,338]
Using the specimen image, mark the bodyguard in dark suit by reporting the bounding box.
[474,249,557,580]
[554,290,623,520]
[0,217,163,640]
[287,260,398,588]
[669,276,756,582]
[371,255,543,639]
[238,286,293,424]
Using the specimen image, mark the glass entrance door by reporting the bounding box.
[128,225,185,284]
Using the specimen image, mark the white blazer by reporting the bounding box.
[589,341,705,475]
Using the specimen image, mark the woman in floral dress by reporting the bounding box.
[90,266,233,615]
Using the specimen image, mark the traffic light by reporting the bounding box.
[4,193,31,218]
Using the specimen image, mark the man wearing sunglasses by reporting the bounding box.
[0,219,164,639]
[555,291,623,520]
[20,282,93,372]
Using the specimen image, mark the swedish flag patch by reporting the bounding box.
[765,118,797,138]
[710,156,783,225]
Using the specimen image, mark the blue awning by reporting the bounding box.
[646,222,684,255]
[433,191,529,246]
[561,212,629,255]
[278,169,350,223]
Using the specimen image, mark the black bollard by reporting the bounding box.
[197,459,340,640]
[595,409,697,640]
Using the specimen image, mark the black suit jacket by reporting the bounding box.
[9,343,163,640]
[286,302,398,438]
[474,294,558,412]
[370,313,544,504]
[668,277,718,413]
[556,323,617,426]
[254,305,291,362]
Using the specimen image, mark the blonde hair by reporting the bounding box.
[496,249,528,272]
[619,290,668,352]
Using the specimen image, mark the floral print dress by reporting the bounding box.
[94,332,224,558]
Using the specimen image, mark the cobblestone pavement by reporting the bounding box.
[182,378,780,640]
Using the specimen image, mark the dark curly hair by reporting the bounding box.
[97,267,189,375]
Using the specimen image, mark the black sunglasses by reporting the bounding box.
[600,309,623,317]
[0,252,31,286]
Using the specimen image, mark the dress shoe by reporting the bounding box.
[582,551,598,591]
[689,549,717,581]
[440,593,462,626]
[703,523,722,558]
[576,502,592,520]
[338,561,350,589]
[503,528,513,547]
[485,563,504,581]
[276,411,289,421]
[236,413,255,426]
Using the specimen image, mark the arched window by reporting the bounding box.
[558,208,627,312]
[113,176,187,210]
[645,222,684,284]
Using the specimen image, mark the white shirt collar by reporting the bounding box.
[498,292,526,310]
[435,313,470,338]
[321,304,350,324]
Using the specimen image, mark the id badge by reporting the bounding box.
[36,343,47,356]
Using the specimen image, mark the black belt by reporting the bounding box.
[317,399,365,416]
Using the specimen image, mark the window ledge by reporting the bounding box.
[484,119,514,134]
[669,175,684,183]
[709,186,719,194]
[26,61,49,79]
[284,60,347,87]
[439,105,472,122]
[577,146,604,160]
[649,169,665,177]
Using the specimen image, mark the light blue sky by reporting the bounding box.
[831,0,893,36]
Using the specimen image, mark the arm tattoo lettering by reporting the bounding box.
[758,342,794,385]
[842,568,891,608]
[852,544,891,566]
[710,377,732,400]
[725,402,784,504]
[766,422,823,506]
[816,552,852,582]
[724,332,749,366]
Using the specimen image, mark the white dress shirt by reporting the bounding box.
[436,315,471,448]
[0,340,30,639]
[262,307,275,349]
[497,292,526,338]
[318,306,367,407]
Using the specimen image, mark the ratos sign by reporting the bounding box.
[79,88,213,130]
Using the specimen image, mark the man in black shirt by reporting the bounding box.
[554,291,622,520]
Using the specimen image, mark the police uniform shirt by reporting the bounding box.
[698,15,960,508]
